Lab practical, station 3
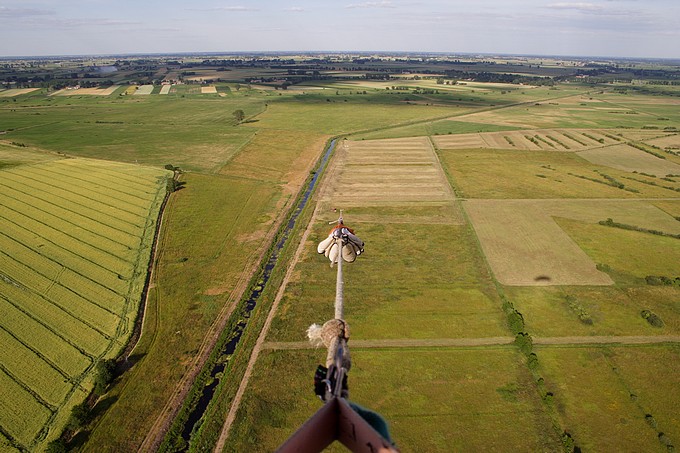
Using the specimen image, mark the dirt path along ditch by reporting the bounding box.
[158,139,338,450]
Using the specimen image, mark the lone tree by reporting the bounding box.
[233,109,245,123]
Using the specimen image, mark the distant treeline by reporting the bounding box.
[442,70,556,85]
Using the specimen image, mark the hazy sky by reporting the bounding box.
[1,0,678,58]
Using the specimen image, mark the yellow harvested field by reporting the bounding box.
[0,88,39,97]
[201,86,217,94]
[578,144,680,176]
[322,138,463,224]
[434,129,622,151]
[465,199,680,286]
[53,86,119,96]
[432,133,488,149]
[615,130,671,142]
[159,84,172,95]
[647,133,680,149]
[134,85,154,95]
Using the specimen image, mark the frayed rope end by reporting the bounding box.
[307,323,325,347]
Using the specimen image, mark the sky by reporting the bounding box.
[0,0,678,59]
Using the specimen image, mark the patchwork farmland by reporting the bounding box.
[1,54,679,452]
[220,128,680,451]
[0,158,171,451]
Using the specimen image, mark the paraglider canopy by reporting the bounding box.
[317,215,365,265]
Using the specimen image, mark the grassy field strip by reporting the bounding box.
[159,85,171,95]
[0,251,120,336]
[0,174,145,230]
[0,328,71,406]
[0,207,133,274]
[0,168,148,222]
[51,86,119,96]
[0,368,52,448]
[647,133,680,149]
[323,138,461,218]
[0,297,92,375]
[0,281,108,355]
[33,165,158,200]
[0,195,135,258]
[0,182,141,247]
[0,222,129,296]
[465,199,679,286]
[57,158,168,185]
[465,200,612,286]
[0,216,132,290]
[0,231,128,310]
[0,177,142,235]
[24,166,156,206]
[578,144,680,176]
[4,167,151,216]
[538,346,680,451]
[433,128,622,151]
[134,85,154,95]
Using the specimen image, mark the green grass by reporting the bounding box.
[249,97,457,135]
[0,142,57,168]
[507,285,680,337]
[269,221,505,342]
[555,217,680,279]
[502,215,679,336]
[437,147,675,199]
[0,95,263,172]
[536,346,679,452]
[608,345,680,443]
[81,129,327,450]
[353,119,519,140]
[228,348,560,452]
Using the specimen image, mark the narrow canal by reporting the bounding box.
[178,139,338,445]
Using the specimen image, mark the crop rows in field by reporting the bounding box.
[433,128,625,151]
[323,137,464,224]
[577,144,680,177]
[0,158,170,450]
[51,86,120,96]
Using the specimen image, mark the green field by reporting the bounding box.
[228,348,561,452]
[0,158,170,451]
[537,346,680,452]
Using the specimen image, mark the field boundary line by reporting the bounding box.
[262,335,680,350]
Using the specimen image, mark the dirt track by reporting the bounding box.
[213,203,322,452]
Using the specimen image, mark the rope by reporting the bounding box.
[309,213,364,392]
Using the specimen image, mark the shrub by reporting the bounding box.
[646,414,658,429]
[562,431,576,452]
[68,402,91,429]
[596,263,611,272]
[515,333,532,356]
[641,310,664,328]
[94,359,117,395]
[46,439,68,453]
[527,353,539,371]
[507,311,525,335]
